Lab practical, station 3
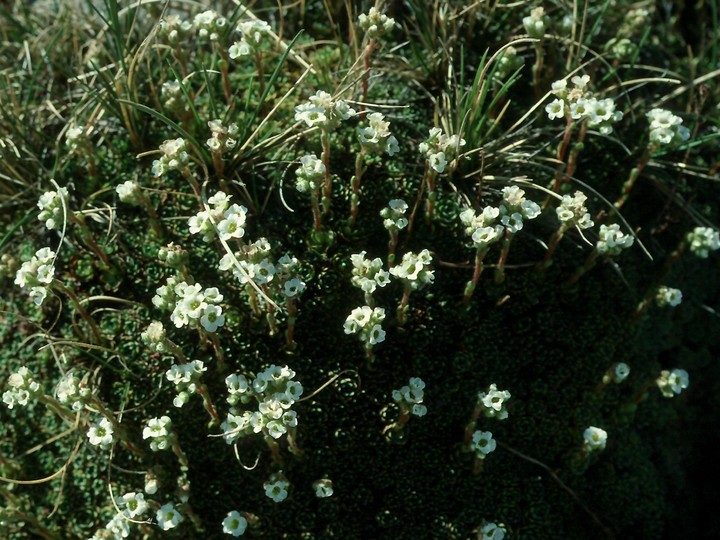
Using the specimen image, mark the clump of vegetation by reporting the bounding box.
[1,1,719,538]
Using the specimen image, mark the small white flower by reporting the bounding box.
[583,426,607,451]
[283,278,305,298]
[313,478,334,498]
[612,362,630,383]
[470,430,496,459]
[545,98,565,120]
[120,492,149,519]
[264,479,289,502]
[200,304,225,332]
[87,417,114,449]
[480,522,506,540]
[223,510,248,536]
[156,502,183,530]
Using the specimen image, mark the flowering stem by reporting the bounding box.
[321,130,332,215]
[494,233,515,284]
[361,39,377,111]
[170,436,190,469]
[263,434,284,467]
[285,298,297,350]
[532,41,544,101]
[406,162,428,235]
[216,44,233,105]
[196,383,219,422]
[397,284,412,325]
[182,167,202,199]
[565,249,599,287]
[551,115,575,194]
[69,214,111,268]
[254,51,266,104]
[209,332,226,371]
[310,188,322,232]
[39,395,76,425]
[615,147,653,209]
[53,281,103,344]
[537,223,568,272]
[463,246,490,303]
[140,195,165,241]
[388,230,398,267]
[349,148,365,226]
[424,168,438,222]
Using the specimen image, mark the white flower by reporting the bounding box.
[87,417,114,449]
[656,286,682,307]
[657,368,689,398]
[120,492,149,519]
[545,98,565,120]
[470,430,496,459]
[200,304,225,332]
[264,479,289,503]
[429,151,447,173]
[313,478,334,498]
[480,522,506,540]
[583,426,607,451]
[612,362,630,383]
[156,502,183,530]
[478,384,511,420]
[283,278,305,298]
[223,510,248,536]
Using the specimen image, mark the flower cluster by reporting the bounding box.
[655,286,682,307]
[2,367,41,409]
[143,415,175,452]
[294,90,356,130]
[264,475,290,503]
[55,371,92,411]
[14,247,56,305]
[494,46,523,82]
[380,199,409,231]
[686,226,720,258]
[477,384,511,420]
[498,186,541,234]
[38,187,69,230]
[295,154,325,193]
[229,19,272,58]
[546,75,623,134]
[161,80,187,113]
[158,243,189,270]
[141,321,167,352]
[523,7,549,38]
[189,191,248,242]
[152,138,190,176]
[194,10,227,42]
[221,365,303,443]
[656,368,689,398]
[350,251,391,294]
[460,206,503,249]
[419,127,466,173]
[596,224,634,255]
[344,306,386,346]
[392,377,427,417]
[153,278,225,332]
[357,112,399,155]
[158,15,192,45]
[166,360,208,408]
[223,510,248,536]
[207,120,239,154]
[583,426,607,452]
[92,514,129,540]
[556,191,594,229]
[86,417,115,449]
[470,430,496,460]
[65,125,88,152]
[358,7,395,39]
[646,108,690,147]
[116,180,143,205]
[389,249,434,289]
